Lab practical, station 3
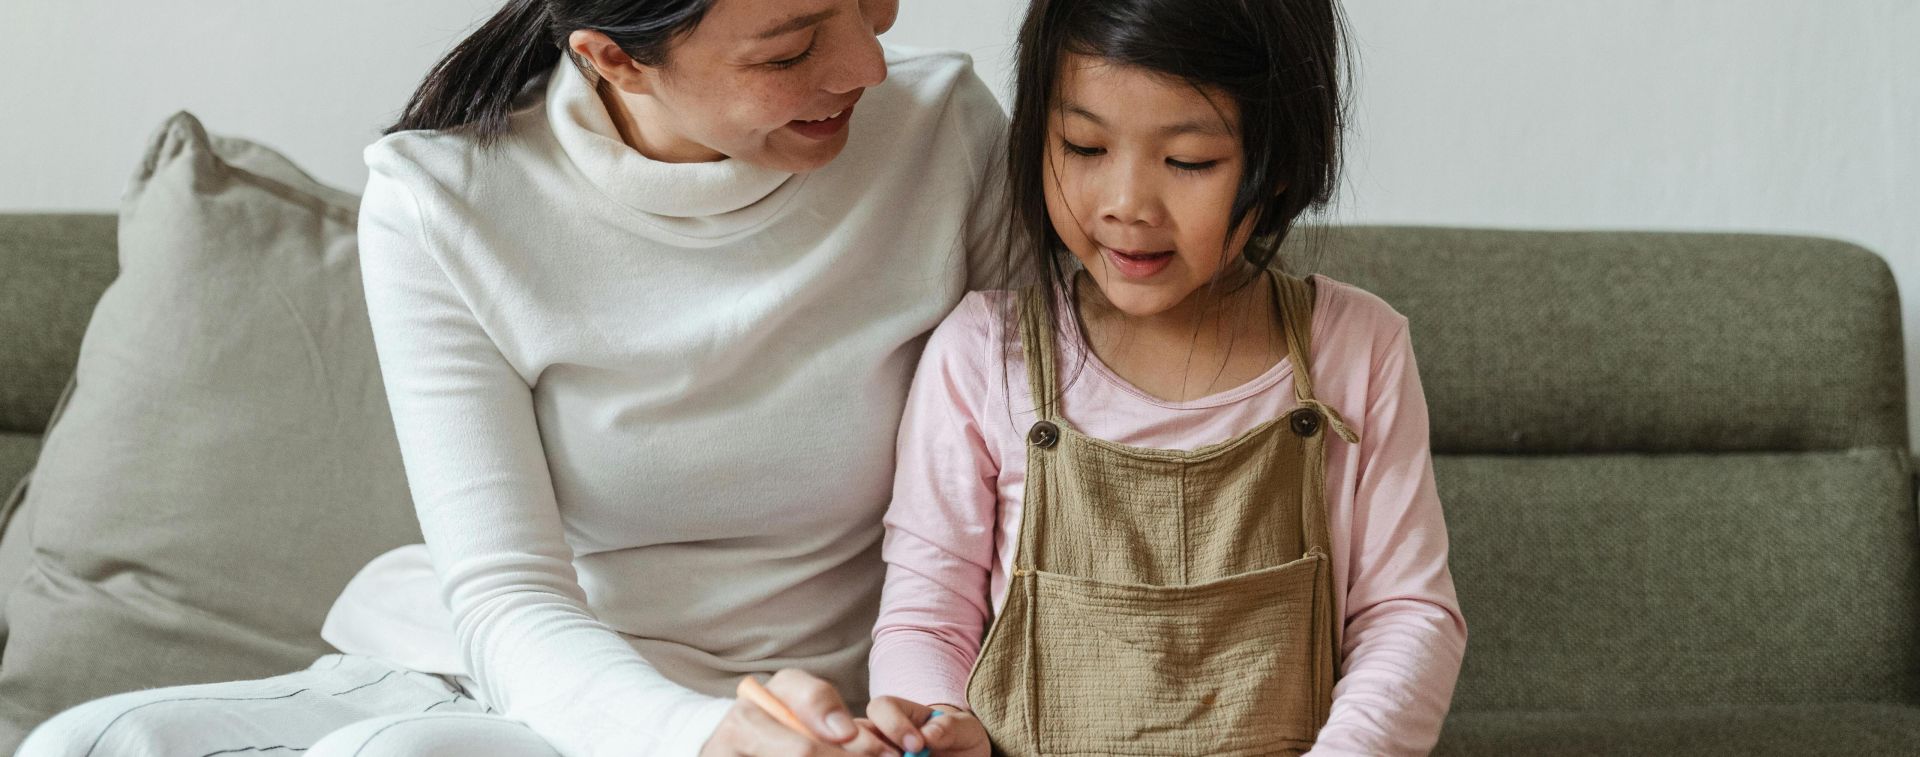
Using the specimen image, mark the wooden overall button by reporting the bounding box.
[1289,408,1322,437]
[1028,420,1060,448]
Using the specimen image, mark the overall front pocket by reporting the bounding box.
[1025,553,1326,756]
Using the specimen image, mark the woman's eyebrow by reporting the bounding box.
[754,8,837,39]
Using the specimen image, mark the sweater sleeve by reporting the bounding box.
[868,294,1003,708]
[1307,321,1470,757]
[357,164,733,757]
[946,61,1011,293]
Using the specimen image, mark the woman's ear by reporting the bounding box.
[568,29,656,94]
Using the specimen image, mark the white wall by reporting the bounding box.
[0,0,501,208]
[1336,1,1920,434]
[5,0,1918,433]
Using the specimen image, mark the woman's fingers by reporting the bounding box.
[863,696,933,755]
[766,668,860,743]
[842,719,902,757]
[731,699,858,756]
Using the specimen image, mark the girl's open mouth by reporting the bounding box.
[1103,245,1175,279]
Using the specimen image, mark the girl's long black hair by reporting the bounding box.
[1002,0,1352,403]
[387,0,713,143]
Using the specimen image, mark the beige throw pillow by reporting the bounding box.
[0,112,421,749]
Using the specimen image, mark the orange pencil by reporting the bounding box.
[736,675,817,740]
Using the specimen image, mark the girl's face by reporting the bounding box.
[1043,54,1254,318]
[618,0,899,172]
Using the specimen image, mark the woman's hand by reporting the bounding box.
[863,697,990,757]
[700,669,864,756]
[845,719,905,757]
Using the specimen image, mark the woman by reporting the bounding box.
[20,0,1005,755]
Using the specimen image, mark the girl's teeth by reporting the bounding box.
[806,110,844,123]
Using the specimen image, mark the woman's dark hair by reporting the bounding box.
[1001,0,1352,396]
[388,0,713,143]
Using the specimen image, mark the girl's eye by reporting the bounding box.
[766,46,815,70]
[1168,158,1221,173]
[1062,140,1105,157]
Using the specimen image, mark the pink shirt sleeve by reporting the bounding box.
[1307,321,1469,757]
[869,294,1002,708]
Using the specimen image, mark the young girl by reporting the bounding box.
[859,0,1467,755]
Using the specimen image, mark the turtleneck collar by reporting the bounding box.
[544,60,802,235]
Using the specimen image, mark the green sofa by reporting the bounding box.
[2,214,1915,754]
[1312,227,1920,754]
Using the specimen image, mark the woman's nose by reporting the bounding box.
[823,21,888,94]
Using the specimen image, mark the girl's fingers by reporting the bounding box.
[864,696,934,754]
[766,668,859,743]
[921,708,987,752]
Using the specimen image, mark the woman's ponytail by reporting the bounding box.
[387,0,563,143]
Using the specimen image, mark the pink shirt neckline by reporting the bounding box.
[1054,274,1308,412]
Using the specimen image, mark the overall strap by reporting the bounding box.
[1019,285,1063,422]
[1274,273,1358,445]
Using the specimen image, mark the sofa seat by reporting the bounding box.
[0,434,40,499]
[1436,702,1920,756]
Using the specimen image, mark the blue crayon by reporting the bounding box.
[904,710,944,757]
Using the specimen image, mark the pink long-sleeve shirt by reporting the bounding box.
[869,276,1468,756]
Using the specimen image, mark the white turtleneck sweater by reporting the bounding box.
[323,47,1005,756]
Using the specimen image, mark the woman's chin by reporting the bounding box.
[751,130,852,173]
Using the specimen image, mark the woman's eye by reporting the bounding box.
[766,46,815,70]
[1062,140,1105,157]
[1167,158,1221,173]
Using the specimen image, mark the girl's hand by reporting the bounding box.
[864,697,990,757]
[919,706,989,757]
[701,669,863,757]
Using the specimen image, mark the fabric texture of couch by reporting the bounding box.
[1305,227,1919,754]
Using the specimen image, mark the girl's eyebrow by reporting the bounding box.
[1063,102,1228,137]
[1062,103,1108,125]
[1160,120,1230,137]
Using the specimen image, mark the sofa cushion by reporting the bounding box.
[1435,450,1919,712]
[0,112,421,750]
[1308,227,1907,455]
[0,436,40,524]
[1435,703,1920,756]
[0,430,48,647]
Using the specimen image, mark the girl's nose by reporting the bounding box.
[1098,165,1166,229]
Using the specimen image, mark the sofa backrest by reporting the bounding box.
[1305,226,1918,711]
[0,214,117,501]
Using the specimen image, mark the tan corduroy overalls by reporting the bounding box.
[965,271,1359,756]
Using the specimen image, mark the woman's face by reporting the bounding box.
[622,0,898,172]
[1042,54,1255,319]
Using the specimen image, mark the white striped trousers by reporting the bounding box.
[17,655,562,757]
